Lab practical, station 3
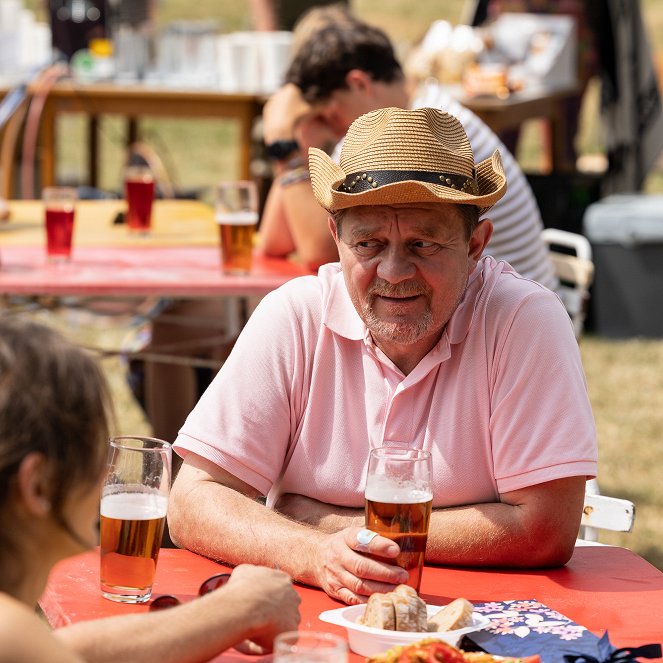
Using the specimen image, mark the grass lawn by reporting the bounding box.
[20,0,663,569]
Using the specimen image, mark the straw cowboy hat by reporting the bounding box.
[309,106,507,215]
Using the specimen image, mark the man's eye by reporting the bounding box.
[411,240,439,253]
[352,240,382,253]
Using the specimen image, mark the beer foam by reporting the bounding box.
[365,477,432,504]
[100,492,168,520]
[215,211,258,226]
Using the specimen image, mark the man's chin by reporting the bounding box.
[367,319,432,346]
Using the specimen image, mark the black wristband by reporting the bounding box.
[265,139,300,161]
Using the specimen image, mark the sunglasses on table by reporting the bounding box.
[149,573,231,611]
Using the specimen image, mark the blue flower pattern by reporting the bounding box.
[474,600,587,641]
[468,599,610,663]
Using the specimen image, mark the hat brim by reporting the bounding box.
[309,148,507,217]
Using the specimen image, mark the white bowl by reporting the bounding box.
[318,604,490,657]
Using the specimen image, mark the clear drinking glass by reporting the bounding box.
[364,447,433,593]
[273,631,348,663]
[215,180,258,274]
[43,186,77,262]
[99,436,172,603]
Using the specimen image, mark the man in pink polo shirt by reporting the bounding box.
[169,107,597,606]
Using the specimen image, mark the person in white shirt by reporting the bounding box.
[259,14,558,292]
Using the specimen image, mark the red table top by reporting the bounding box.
[40,546,663,662]
[0,246,310,297]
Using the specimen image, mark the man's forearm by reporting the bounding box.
[425,492,581,568]
[274,493,364,531]
[276,478,583,569]
[169,479,325,585]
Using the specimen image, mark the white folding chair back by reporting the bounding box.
[578,479,636,543]
[541,228,595,338]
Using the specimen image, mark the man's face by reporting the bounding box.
[314,86,377,137]
[331,203,486,366]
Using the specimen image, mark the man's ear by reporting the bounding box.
[328,215,339,242]
[469,219,493,262]
[345,69,373,93]
[16,452,52,517]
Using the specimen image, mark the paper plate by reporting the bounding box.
[319,603,490,657]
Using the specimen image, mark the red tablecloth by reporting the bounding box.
[0,246,310,297]
[40,546,663,662]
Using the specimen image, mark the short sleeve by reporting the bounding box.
[489,289,597,493]
[174,277,321,495]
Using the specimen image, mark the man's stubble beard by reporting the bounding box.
[358,276,467,347]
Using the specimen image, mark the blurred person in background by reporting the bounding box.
[249,0,350,31]
[258,9,559,291]
[0,314,300,663]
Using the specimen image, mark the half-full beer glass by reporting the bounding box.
[215,180,258,274]
[100,436,171,603]
[364,447,432,592]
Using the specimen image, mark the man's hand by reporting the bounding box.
[313,527,409,605]
[275,493,364,531]
[224,564,301,653]
[262,83,314,145]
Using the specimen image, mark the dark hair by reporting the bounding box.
[457,204,481,239]
[0,315,111,581]
[285,21,403,103]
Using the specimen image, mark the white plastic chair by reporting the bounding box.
[541,228,595,338]
[578,479,636,543]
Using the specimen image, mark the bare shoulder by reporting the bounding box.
[0,594,83,663]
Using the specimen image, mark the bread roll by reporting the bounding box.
[427,597,474,632]
[361,586,427,632]
[359,592,396,630]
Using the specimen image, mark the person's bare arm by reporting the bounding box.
[426,477,585,567]
[54,565,300,663]
[259,84,340,269]
[276,477,586,567]
[280,182,339,269]
[168,454,409,604]
[257,180,297,258]
[248,0,278,30]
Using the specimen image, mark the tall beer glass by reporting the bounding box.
[364,447,432,592]
[215,180,258,274]
[100,436,171,603]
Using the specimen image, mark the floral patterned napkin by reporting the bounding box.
[466,599,616,662]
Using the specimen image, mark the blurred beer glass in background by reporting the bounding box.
[124,164,155,234]
[274,631,348,663]
[364,447,433,592]
[100,436,171,603]
[43,186,77,262]
[215,180,258,275]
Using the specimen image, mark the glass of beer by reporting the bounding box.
[124,165,155,234]
[100,436,172,603]
[364,447,432,593]
[43,186,77,262]
[274,631,348,663]
[215,180,258,274]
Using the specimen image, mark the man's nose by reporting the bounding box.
[376,247,417,283]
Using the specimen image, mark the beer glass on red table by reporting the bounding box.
[100,436,171,603]
[43,186,77,262]
[364,447,432,593]
[124,165,155,234]
[215,180,258,274]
